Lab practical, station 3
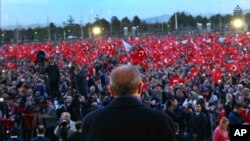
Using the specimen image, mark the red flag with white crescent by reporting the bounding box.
[187,67,200,81]
[169,76,185,87]
[212,68,222,83]
[226,63,241,73]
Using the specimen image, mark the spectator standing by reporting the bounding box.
[213,117,229,141]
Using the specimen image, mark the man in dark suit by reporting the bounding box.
[31,125,50,141]
[45,58,60,100]
[83,64,175,141]
[189,101,207,141]
[6,127,23,141]
[68,121,83,141]
[72,66,88,96]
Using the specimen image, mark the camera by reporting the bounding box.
[60,120,69,128]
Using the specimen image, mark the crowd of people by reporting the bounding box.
[0,32,250,141]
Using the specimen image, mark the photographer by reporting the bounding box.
[40,100,57,141]
[54,112,75,140]
[68,121,83,141]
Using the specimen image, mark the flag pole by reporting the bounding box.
[80,12,83,39]
[16,19,19,43]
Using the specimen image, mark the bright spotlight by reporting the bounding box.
[92,27,101,35]
[233,19,243,29]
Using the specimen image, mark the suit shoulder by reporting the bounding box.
[136,107,174,127]
[145,107,172,119]
[31,137,50,141]
[84,108,106,122]
[7,139,23,141]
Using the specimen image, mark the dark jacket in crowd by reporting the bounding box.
[45,64,60,84]
[228,111,244,125]
[75,70,88,96]
[189,111,207,140]
[83,96,176,141]
[68,131,83,141]
[166,106,186,133]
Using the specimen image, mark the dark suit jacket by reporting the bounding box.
[6,138,23,141]
[68,132,83,141]
[31,136,50,141]
[83,96,176,141]
[75,70,88,96]
[189,112,207,140]
[45,64,60,84]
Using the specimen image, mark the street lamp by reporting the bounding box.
[34,31,37,41]
[2,33,4,44]
[68,29,71,35]
[232,18,243,29]
[92,26,101,37]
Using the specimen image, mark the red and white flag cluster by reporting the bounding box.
[0,33,250,85]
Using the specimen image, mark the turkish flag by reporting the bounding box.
[118,55,128,64]
[226,63,241,73]
[82,44,90,51]
[163,56,174,65]
[212,68,222,83]
[169,76,185,87]
[6,62,18,70]
[136,48,147,59]
[187,67,200,81]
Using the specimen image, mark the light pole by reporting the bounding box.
[108,11,112,36]
[68,29,71,35]
[174,1,178,31]
[34,31,37,41]
[1,33,4,44]
[35,31,38,41]
[88,9,94,38]
[242,0,246,31]
[80,12,83,39]
[136,26,139,35]
[217,0,222,32]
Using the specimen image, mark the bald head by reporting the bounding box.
[110,65,142,96]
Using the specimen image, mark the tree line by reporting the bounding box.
[1,5,250,43]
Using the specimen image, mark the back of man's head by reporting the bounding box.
[110,65,142,96]
[234,103,243,113]
[10,127,19,137]
[75,121,83,132]
[37,125,45,135]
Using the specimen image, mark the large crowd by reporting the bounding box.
[0,32,250,141]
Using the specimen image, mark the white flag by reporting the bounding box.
[219,37,224,43]
[181,40,188,45]
[191,39,200,50]
[122,39,132,52]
